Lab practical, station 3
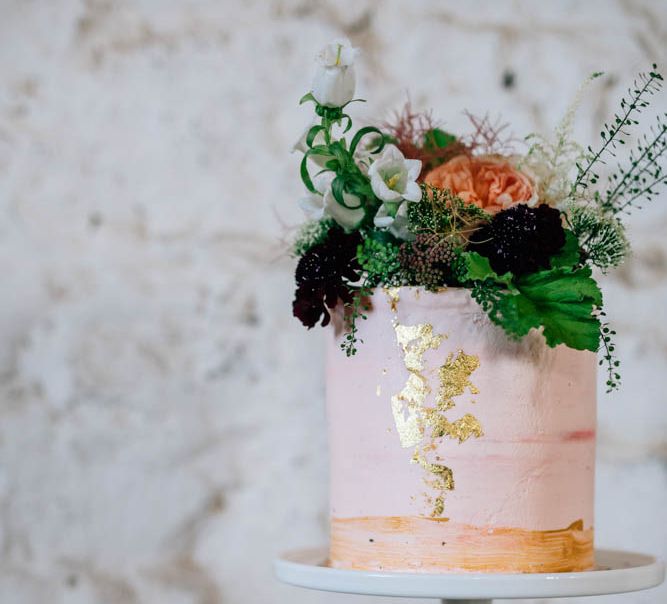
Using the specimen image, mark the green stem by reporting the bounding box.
[574,72,659,193]
[617,172,667,212]
[605,122,667,206]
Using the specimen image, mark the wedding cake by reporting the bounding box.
[290,40,663,572]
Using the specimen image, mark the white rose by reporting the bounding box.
[368,145,422,203]
[311,38,358,108]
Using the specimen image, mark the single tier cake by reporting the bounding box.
[291,38,662,576]
[326,287,596,573]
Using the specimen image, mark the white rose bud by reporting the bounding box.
[311,38,358,108]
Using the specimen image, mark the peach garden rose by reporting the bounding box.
[424,154,537,213]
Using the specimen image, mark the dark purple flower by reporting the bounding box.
[469,204,565,276]
[292,227,362,328]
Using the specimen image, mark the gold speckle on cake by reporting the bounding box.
[432,496,445,517]
[383,287,401,312]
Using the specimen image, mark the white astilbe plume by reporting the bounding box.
[523,72,604,208]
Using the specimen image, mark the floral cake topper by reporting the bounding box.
[291,39,666,392]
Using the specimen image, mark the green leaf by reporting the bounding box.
[368,228,400,245]
[330,176,346,207]
[328,141,352,168]
[305,144,334,158]
[460,252,512,284]
[466,257,602,352]
[300,154,316,192]
[306,125,326,148]
[424,128,457,150]
[331,175,363,209]
[488,293,543,338]
[517,266,603,307]
[514,266,602,350]
[299,92,316,105]
[550,229,581,268]
[349,126,385,156]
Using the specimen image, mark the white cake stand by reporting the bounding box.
[274,547,665,603]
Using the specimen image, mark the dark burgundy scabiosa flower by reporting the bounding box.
[398,233,457,291]
[469,204,566,276]
[292,227,362,328]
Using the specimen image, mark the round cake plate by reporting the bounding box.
[274,547,665,603]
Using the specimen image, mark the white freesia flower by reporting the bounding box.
[298,172,365,229]
[368,145,422,203]
[312,38,358,108]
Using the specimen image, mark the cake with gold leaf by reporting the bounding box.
[326,288,595,572]
[290,40,664,572]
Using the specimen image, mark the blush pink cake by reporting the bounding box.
[326,287,596,573]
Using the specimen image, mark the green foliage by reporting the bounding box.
[299,100,385,230]
[423,128,457,151]
[340,279,373,357]
[550,229,582,268]
[574,65,663,194]
[598,312,621,392]
[356,233,402,286]
[461,252,603,351]
[293,218,335,257]
[568,205,629,271]
[602,112,667,215]
[407,185,491,243]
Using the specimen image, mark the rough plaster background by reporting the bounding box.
[0,1,666,603]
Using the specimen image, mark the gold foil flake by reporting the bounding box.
[388,321,482,517]
[413,449,455,494]
[383,287,401,313]
[391,392,423,448]
[390,322,443,448]
[429,413,484,443]
[437,351,480,403]
[395,323,444,372]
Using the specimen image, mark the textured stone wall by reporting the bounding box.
[0,1,665,603]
